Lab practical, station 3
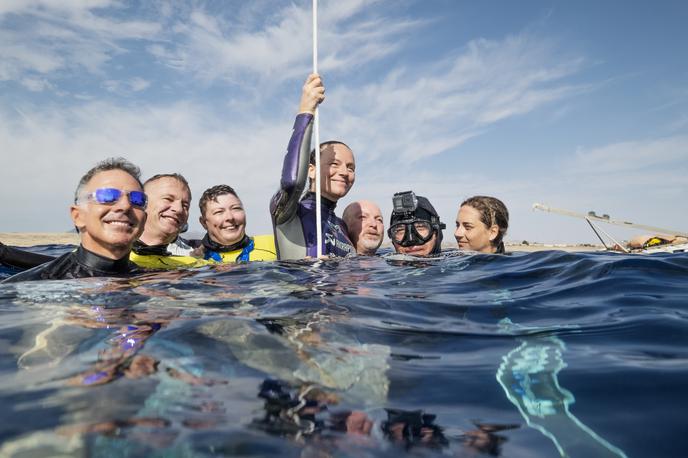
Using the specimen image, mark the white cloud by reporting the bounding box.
[0,101,291,234]
[571,135,688,173]
[151,1,421,85]
[0,1,160,84]
[20,77,53,92]
[103,77,151,94]
[324,33,588,163]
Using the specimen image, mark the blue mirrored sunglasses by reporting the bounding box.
[82,188,147,208]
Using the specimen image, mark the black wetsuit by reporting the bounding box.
[1,245,140,283]
[0,242,55,270]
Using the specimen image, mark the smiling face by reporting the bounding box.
[71,169,146,260]
[454,205,498,253]
[199,193,246,246]
[343,200,384,255]
[309,143,355,202]
[141,177,191,246]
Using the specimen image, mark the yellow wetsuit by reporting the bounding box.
[129,252,209,269]
[203,234,277,264]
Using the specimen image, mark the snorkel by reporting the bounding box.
[388,191,446,255]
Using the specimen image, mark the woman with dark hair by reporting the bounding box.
[195,185,276,263]
[270,73,356,260]
[454,196,509,254]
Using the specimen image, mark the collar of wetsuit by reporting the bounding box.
[132,239,171,256]
[76,245,133,274]
[304,192,337,210]
[202,233,251,253]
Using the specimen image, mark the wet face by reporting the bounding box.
[200,193,246,246]
[393,233,437,256]
[71,169,146,259]
[454,205,498,253]
[309,143,355,202]
[142,177,191,245]
[343,201,384,255]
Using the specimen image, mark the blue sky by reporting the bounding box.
[1,0,686,244]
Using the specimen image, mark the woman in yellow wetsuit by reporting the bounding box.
[192,184,276,263]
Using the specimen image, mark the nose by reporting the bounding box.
[454,225,464,240]
[112,193,132,212]
[337,163,350,178]
[170,199,182,213]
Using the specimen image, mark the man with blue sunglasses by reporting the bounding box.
[3,158,147,282]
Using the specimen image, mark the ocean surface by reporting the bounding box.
[1,245,687,457]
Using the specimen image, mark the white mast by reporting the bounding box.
[312,0,322,257]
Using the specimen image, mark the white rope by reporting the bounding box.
[312,0,322,258]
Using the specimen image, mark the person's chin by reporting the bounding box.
[330,184,350,198]
[159,217,182,233]
[104,234,137,248]
[362,235,382,248]
[219,229,244,244]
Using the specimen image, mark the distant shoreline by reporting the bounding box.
[0,232,79,247]
[1,232,603,252]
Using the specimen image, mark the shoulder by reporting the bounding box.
[250,235,277,261]
[2,251,75,283]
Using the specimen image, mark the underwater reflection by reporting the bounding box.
[252,378,519,455]
[497,333,627,458]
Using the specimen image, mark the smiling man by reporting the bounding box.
[3,158,146,282]
[342,200,385,256]
[127,173,207,268]
[134,174,194,255]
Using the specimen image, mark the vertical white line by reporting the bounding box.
[312,0,322,258]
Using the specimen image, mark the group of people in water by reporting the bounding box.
[0,74,509,283]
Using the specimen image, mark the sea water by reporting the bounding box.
[0,246,686,457]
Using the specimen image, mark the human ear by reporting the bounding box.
[307,164,317,191]
[199,216,208,230]
[488,224,499,242]
[70,205,86,233]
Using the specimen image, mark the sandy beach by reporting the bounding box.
[0,232,79,247]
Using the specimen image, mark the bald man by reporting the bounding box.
[342,200,384,256]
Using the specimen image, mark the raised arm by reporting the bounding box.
[270,74,325,224]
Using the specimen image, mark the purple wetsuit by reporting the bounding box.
[270,113,355,260]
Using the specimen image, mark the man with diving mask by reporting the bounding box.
[388,191,446,256]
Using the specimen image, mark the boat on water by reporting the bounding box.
[533,203,688,254]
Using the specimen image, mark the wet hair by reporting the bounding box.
[74,157,142,203]
[460,195,509,253]
[198,184,239,216]
[144,173,192,200]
